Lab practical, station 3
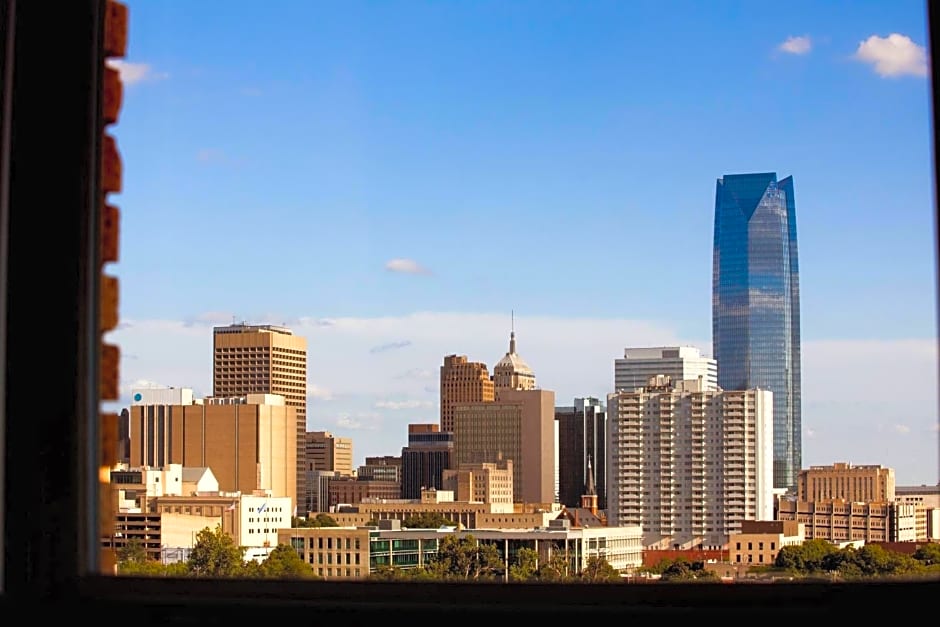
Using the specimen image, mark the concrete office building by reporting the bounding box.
[797,462,895,503]
[358,456,402,483]
[401,424,454,499]
[128,389,297,507]
[305,470,339,515]
[555,397,607,510]
[607,376,774,549]
[439,354,495,433]
[777,499,916,543]
[454,388,556,505]
[213,323,307,512]
[614,346,718,393]
[305,431,354,475]
[278,520,644,581]
[442,460,514,506]
[895,484,940,540]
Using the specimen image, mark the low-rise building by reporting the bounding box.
[728,520,805,567]
[278,519,644,581]
[776,499,916,543]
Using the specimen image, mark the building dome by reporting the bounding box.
[493,330,536,390]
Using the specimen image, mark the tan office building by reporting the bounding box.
[213,323,307,511]
[129,393,297,505]
[777,498,916,543]
[442,459,514,505]
[797,462,895,503]
[439,354,494,433]
[305,431,354,476]
[454,388,555,504]
[729,520,805,567]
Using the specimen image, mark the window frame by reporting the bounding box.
[2,0,938,618]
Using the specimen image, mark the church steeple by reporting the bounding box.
[581,455,598,516]
[585,455,596,496]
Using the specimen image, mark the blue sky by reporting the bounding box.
[108,1,938,485]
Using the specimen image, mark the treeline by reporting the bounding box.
[638,557,721,581]
[770,539,940,579]
[116,525,318,579]
[115,526,622,582]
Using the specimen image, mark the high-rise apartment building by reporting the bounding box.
[614,346,717,393]
[797,462,895,503]
[401,424,454,499]
[439,354,495,433]
[713,172,802,490]
[555,397,607,510]
[305,431,353,476]
[128,389,297,506]
[453,388,556,505]
[213,323,308,510]
[607,376,774,549]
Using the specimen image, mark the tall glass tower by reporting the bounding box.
[713,172,801,490]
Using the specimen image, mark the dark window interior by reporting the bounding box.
[1,0,937,620]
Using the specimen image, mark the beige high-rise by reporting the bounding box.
[453,388,556,504]
[128,394,296,505]
[439,354,494,433]
[305,431,353,476]
[796,462,895,503]
[213,323,307,512]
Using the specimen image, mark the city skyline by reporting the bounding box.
[107,1,937,485]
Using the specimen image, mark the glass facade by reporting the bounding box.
[713,172,801,489]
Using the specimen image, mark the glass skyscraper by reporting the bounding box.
[713,172,801,490]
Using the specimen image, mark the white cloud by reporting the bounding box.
[778,35,812,55]
[106,59,168,85]
[385,258,432,275]
[853,33,928,77]
[309,385,333,401]
[336,415,363,430]
[375,399,434,410]
[107,312,938,483]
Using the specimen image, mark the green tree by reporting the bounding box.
[117,558,169,577]
[261,544,317,579]
[403,512,455,529]
[775,538,837,573]
[580,556,621,583]
[163,561,190,577]
[914,543,940,565]
[426,535,503,581]
[538,549,571,582]
[508,547,539,582]
[116,537,149,565]
[292,513,338,528]
[187,525,247,578]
